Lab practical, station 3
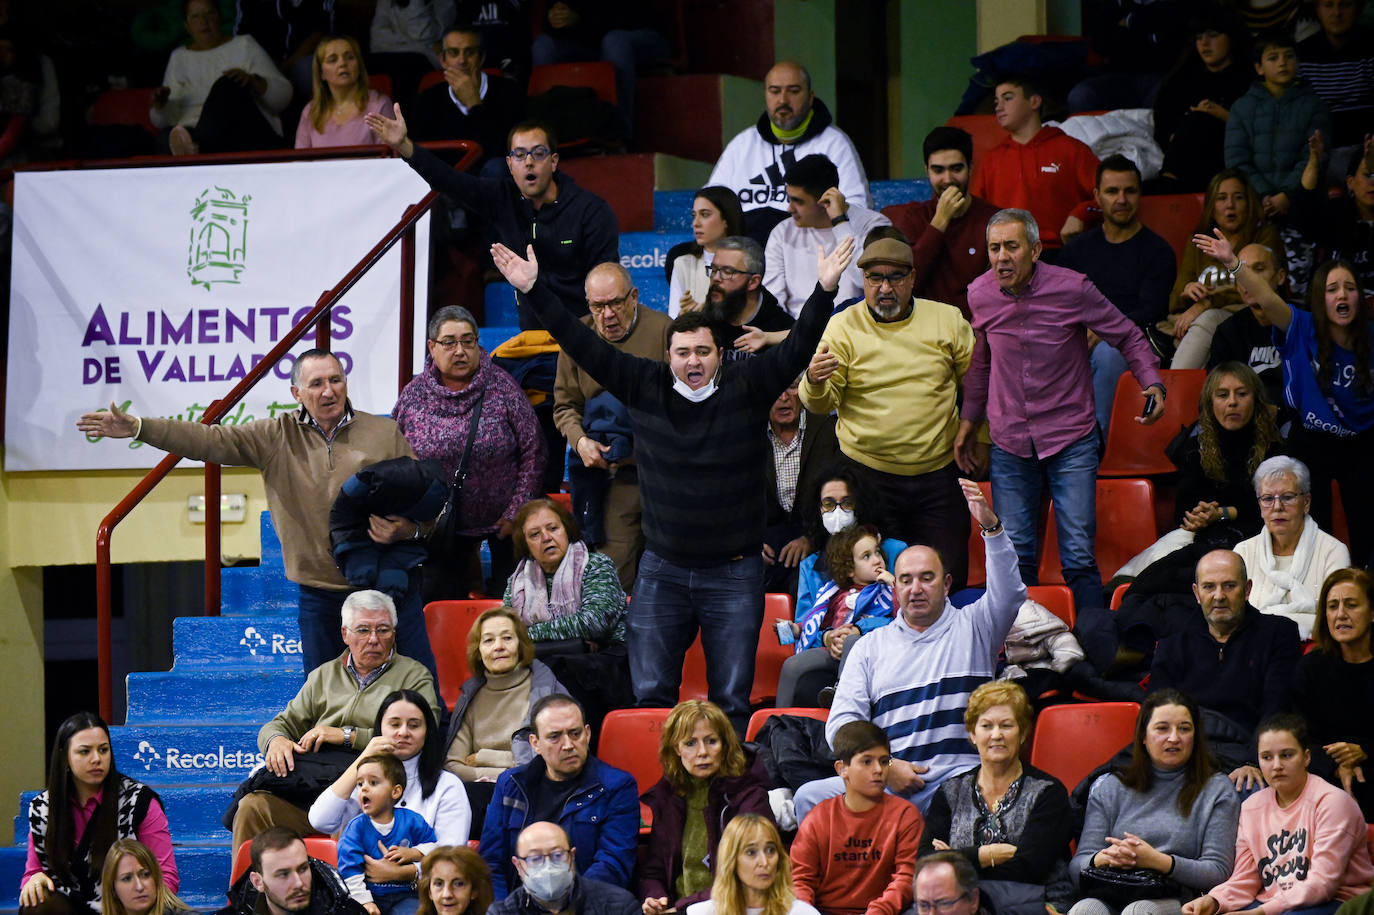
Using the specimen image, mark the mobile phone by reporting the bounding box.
[774,620,796,646]
[1141,393,1157,418]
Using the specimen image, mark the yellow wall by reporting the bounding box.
[976,0,1046,53]
[0,463,44,811]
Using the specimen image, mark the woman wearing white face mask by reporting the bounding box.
[777,467,906,706]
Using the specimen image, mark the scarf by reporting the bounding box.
[507,541,590,624]
[771,109,814,143]
[1249,516,1320,629]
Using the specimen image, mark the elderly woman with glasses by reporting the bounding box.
[393,305,546,602]
[1234,456,1349,640]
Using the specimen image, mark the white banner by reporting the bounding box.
[5,157,431,471]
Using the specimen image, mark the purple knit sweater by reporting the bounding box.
[393,352,546,536]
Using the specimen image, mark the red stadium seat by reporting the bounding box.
[1027,585,1075,628]
[752,593,796,705]
[1029,701,1139,792]
[1138,194,1205,266]
[88,87,158,135]
[745,707,829,741]
[680,635,709,701]
[230,836,337,887]
[417,70,446,93]
[966,481,995,587]
[546,491,572,512]
[1039,479,1158,585]
[1099,370,1206,477]
[1110,582,1129,609]
[944,114,1003,171]
[528,62,618,105]
[598,708,671,796]
[369,73,393,99]
[424,599,502,708]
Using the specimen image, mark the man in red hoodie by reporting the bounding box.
[970,77,1098,251]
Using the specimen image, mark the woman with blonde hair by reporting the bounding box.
[684,815,818,915]
[416,846,492,915]
[100,840,191,915]
[296,35,392,148]
[920,680,1073,915]
[640,701,773,914]
[441,608,565,836]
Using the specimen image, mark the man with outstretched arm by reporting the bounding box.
[491,237,854,734]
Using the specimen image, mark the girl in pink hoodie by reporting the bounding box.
[1183,714,1373,915]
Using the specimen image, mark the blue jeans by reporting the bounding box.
[298,574,440,687]
[628,550,763,733]
[991,432,1104,612]
[1091,341,1127,440]
[375,893,420,915]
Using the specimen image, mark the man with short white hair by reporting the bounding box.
[708,61,871,244]
[228,589,441,854]
[75,350,432,679]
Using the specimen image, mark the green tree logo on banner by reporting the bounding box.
[187,186,250,290]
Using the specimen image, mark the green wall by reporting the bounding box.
[895,3,980,179]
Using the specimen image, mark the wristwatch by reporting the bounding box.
[342,726,356,749]
[830,213,850,226]
[1226,259,1245,280]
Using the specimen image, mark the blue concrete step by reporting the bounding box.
[872,177,930,209]
[259,510,283,569]
[109,725,263,785]
[221,564,297,617]
[479,326,520,351]
[14,786,235,845]
[174,616,303,670]
[126,669,302,725]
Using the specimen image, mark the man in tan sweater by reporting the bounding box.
[76,349,433,679]
[553,262,671,588]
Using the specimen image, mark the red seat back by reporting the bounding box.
[598,708,672,795]
[965,481,995,587]
[424,599,502,708]
[751,593,795,704]
[88,87,158,135]
[230,836,337,889]
[1027,585,1075,628]
[1138,194,1205,265]
[1029,701,1140,792]
[745,707,829,741]
[1039,479,1158,586]
[528,62,618,105]
[1100,369,1206,477]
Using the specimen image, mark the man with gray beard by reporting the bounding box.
[700,235,795,362]
[799,235,977,587]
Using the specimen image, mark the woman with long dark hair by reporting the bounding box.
[667,187,746,317]
[1287,569,1374,818]
[20,713,176,915]
[1196,228,1374,566]
[310,690,470,883]
[1069,690,1239,915]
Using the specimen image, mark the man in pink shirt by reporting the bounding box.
[955,208,1165,613]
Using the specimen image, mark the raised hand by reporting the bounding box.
[491,243,539,293]
[1193,228,1237,270]
[815,236,856,291]
[959,477,997,530]
[364,103,411,155]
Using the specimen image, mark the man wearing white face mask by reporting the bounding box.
[492,237,854,735]
[799,235,978,590]
[487,821,640,915]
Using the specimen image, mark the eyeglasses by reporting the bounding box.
[348,625,394,639]
[1258,492,1307,508]
[820,497,856,513]
[508,146,552,163]
[916,893,970,915]
[432,335,478,351]
[587,293,631,312]
[517,849,570,869]
[864,270,912,286]
[705,264,751,279]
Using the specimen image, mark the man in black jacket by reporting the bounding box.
[492,237,853,734]
[488,822,639,915]
[366,109,618,330]
[218,828,366,915]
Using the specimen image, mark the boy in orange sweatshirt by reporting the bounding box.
[791,721,924,915]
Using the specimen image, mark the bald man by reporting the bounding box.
[487,822,639,915]
[553,262,672,588]
[708,60,871,244]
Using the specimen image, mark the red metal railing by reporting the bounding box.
[75,141,480,721]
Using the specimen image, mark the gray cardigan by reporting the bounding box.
[1072,766,1240,895]
[443,659,566,766]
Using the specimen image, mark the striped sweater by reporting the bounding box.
[826,529,1026,810]
[525,280,835,566]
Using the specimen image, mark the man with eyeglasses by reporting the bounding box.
[366,109,618,330]
[553,262,672,587]
[701,236,795,362]
[229,589,442,854]
[76,350,432,679]
[487,821,639,915]
[912,852,987,915]
[481,695,638,899]
[799,235,976,588]
[764,153,890,317]
[408,26,526,173]
[1151,549,1300,793]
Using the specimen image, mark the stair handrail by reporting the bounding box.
[89,140,480,721]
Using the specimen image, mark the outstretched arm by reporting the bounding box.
[967,477,1028,639]
[76,401,139,438]
[1193,229,1292,331]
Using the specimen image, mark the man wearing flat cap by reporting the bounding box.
[799,235,977,588]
